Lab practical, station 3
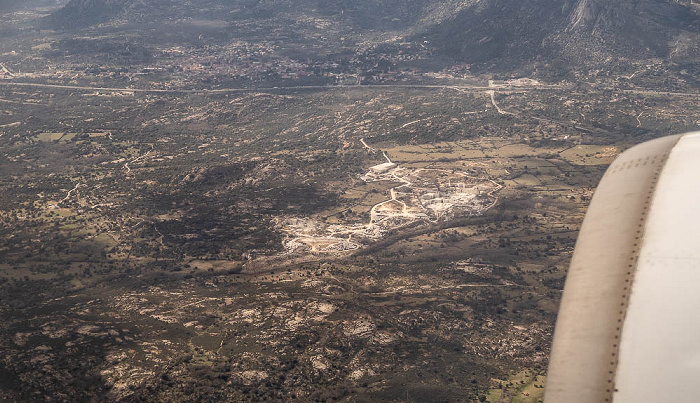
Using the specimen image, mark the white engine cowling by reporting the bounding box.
[546,132,700,403]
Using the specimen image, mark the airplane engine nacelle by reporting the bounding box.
[545,132,700,403]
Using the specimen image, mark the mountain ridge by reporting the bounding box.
[424,0,700,70]
[47,0,700,75]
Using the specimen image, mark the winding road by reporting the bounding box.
[124,144,154,174]
[488,90,516,115]
[60,182,81,204]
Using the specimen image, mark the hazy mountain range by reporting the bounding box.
[47,0,700,71]
[40,0,700,76]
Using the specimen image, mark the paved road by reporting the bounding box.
[3,79,699,98]
[0,80,536,94]
[2,78,700,97]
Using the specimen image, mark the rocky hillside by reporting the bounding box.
[422,0,568,68]
[557,0,699,61]
[47,0,438,29]
[423,0,700,70]
[46,0,129,26]
[47,0,700,74]
[0,0,65,11]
